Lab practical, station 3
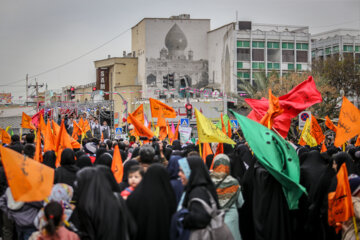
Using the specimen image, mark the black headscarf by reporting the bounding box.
[205,154,214,170]
[126,164,176,240]
[96,152,112,168]
[183,156,219,208]
[61,148,76,166]
[75,150,86,161]
[43,151,56,169]
[74,167,133,240]
[172,140,182,151]
[76,155,92,169]
[229,144,250,182]
[94,148,108,165]
[119,160,140,191]
[334,152,358,175]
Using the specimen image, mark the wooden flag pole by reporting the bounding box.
[353,216,359,240]
[199,142,202,158]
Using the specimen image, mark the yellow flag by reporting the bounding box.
[195,108,235,145]
[299,118,317,147]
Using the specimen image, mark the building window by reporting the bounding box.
[267,49,280,62]
[237,49,250,61]
[333,46,339,53]
[252,49,264,61]
[311,51,315,58]
[356,46,360,52]
[252,41,265,48]
[296,64,302,70]
[237,62,243,69]
[282,42,294,50]
[296,43,308,50]
[282,50,294,62]
[268,62,280,70]
[325,48,331,55]
[288,64,294,70]
[237,72,250,79]
[296,51,308,63]
[252,62,265,69]
[267,42,280,49]
[343,45,354,52]
[237,40,250,48]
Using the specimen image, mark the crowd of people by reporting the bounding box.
[0,127,360,240]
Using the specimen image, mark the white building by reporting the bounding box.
[208,21,312,95]
[311,28,360,62]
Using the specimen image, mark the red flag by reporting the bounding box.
[31,109,44,128]
[246,76,322,137]
[112,145,123,183]
[356,136,360,147]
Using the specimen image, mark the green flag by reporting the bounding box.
[215,114,230,131]
[230,109,306,209]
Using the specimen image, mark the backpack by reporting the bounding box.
[188,191,234,240]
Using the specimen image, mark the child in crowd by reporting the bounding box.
[121,165,144,200]
[29,201,79,240]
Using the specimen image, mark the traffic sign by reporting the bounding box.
[298,111,311,130]
[230,120,238,129]
[115,127,123,135]
[180,118,189,127]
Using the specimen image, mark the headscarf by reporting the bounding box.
[96,152,112,168]
[167,155,182,180]
[43,151,56,169]
[126,164,176,240]
[229,144,250,182]
[172,140,182,151]
[183,156,219,208]
[34,183,74,230]
[74,167,130,240]
[334,152,358,175]
[210,154,240,209]
[94,148,108,164]
[76,155,92,169]
[75,150,86,161]
[60,148,76,166]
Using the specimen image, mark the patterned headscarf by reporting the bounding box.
[210,154,240,209]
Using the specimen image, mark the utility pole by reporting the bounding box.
[26,74,28,105]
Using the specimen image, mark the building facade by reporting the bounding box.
[131,14,211,99]
[311,28,360,63]
[208,21,312,95]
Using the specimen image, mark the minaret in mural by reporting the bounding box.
[165,24,188,60]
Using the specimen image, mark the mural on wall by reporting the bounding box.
[145,23,209,98]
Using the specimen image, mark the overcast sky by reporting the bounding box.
[1,0,359,100]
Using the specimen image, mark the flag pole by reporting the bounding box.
[199,142,202,158]
[353,216,359,240]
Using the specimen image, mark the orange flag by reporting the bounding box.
[211,143,224,170]
[325,116,337,133]
[21,112,36,130]
[111,145,123,183]
[167,121,174,141]
[34,130,43,162]
[72,120,82,141]
[356,136,360,147]
[55,120,73,167]
[334,97,360,147]
[310,115,325,145]
[221,114,226,134]
[52,120,60,139]
[173,120,180,142]
[260,89,284,129]
[157,107,166,128]
[328,163,354,232]
[43,121,55,152]
[202,142,213,163]
[101,132,104,142]
[149,98,177,118]
[159,127,167,141]
[0,128,11,144]
[83,120,91,134]
[127,113,154,139]
[78,118,84,130]
[321,142,327,153]
[39,115,46,136]
[130,104,145,124]
[227,120,232,138]
[0,145,54,202]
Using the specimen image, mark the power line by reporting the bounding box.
[3,27,131,86]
